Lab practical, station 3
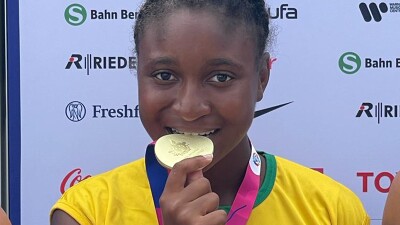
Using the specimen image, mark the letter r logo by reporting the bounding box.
[356,103,373,117]
[65,54,83,69]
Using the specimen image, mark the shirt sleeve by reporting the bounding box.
[50,179,97,225]
[336,186,370,225]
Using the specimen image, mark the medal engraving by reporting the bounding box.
[169,140,191,156]
[155,134,214,169]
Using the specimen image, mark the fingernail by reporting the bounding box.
[202,154,213,161]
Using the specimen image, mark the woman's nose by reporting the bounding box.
[172,83,211,121]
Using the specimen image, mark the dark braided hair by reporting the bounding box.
[134,0,270,59]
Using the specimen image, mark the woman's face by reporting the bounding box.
[137,9,269,168]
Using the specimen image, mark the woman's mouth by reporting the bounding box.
[167,127,218,137]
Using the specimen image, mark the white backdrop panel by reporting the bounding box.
[18,0,399,225]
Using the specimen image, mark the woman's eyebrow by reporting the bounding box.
[144,56,243,70]
[147,56,178,66]
[206,58,242,69]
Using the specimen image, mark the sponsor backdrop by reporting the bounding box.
[8,0,400,224]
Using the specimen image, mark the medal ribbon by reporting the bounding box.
[145,143,168,225]
[145,143,261,225]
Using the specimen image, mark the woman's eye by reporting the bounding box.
[154,72,176,81]
[210,73,232,82]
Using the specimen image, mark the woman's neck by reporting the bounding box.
[204,138,266,206]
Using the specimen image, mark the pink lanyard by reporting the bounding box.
[226,145,261,225]
[145,143,261,225]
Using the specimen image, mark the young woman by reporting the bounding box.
[51,1,370,224]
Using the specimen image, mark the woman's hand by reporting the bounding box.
[160,155,227,225]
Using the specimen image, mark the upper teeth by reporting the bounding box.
[171,128,215,136]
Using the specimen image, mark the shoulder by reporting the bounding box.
[63,158,147,197]
[50,158,149,219]
[275,155,352,192]
[383,171,400,225]
[274,155,341,188]
[50,158,158,224]
[0,208,11,225]
[72,158,146,188]
[272,155,369,224]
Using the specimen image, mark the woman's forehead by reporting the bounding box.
[150,9,252,36]
[139,9,256,52]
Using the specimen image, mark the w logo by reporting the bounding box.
[65,101,86,122]
[359,2,388,22]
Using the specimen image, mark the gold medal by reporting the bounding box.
[154,134,214,169]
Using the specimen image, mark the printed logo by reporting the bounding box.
[311,168,324,174]
[65,102,140,122]
[252,152,261,167]
[65,5,138,25]
[65,54,137,75]
[60,168,91,194]
[339,52,362,74]
[66,101,86,122]
[359,2,388,22]
[254,101,293,118]
[338,52,400,74]
[357,171,396,193]
[268,4,298,19]
[65,4,87,26]
[356,102,400,124]
[250,152,261,175]
[91,9,139,20]
[359,2,400,22]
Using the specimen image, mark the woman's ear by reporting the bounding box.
[256,52,271,102]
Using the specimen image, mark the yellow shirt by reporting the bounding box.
[51,153,370,225]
